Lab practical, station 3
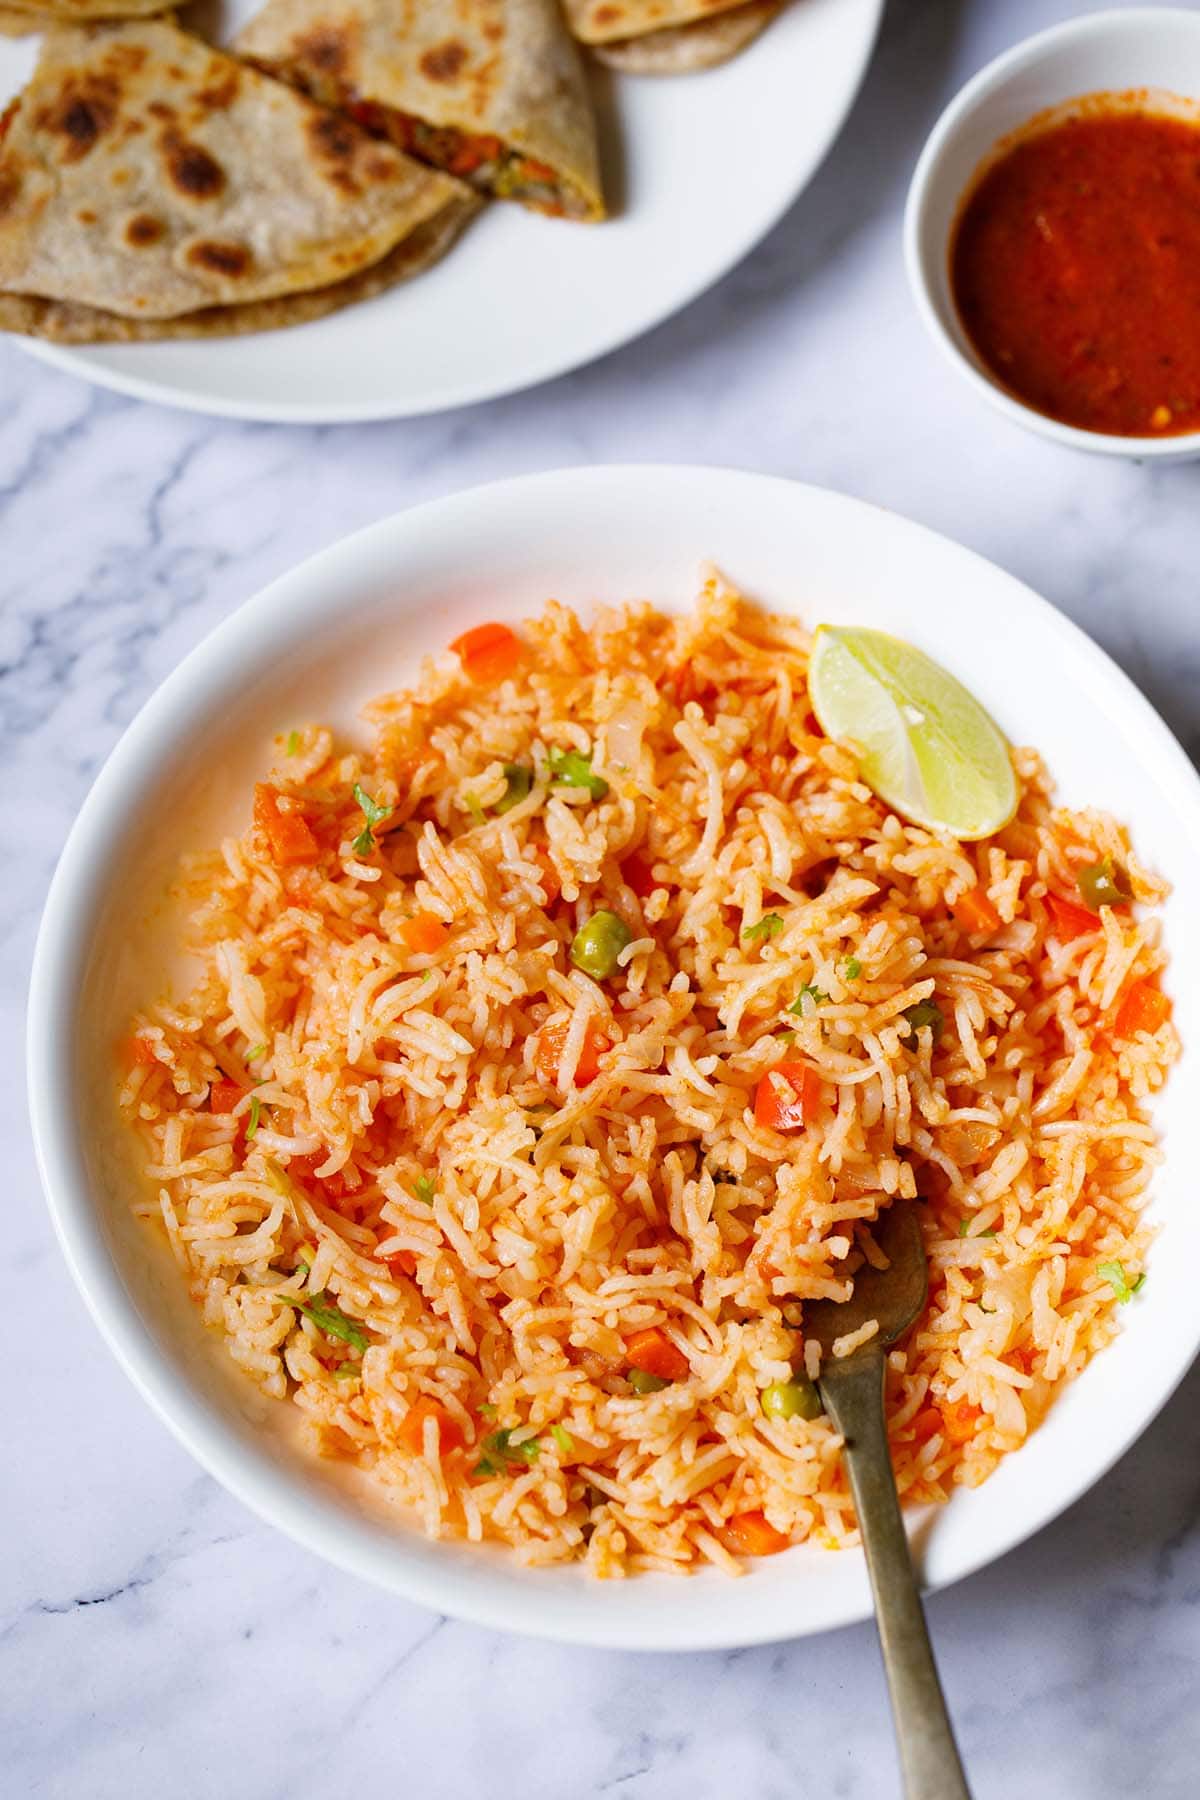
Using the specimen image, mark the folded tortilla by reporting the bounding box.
[0,19,478,326]
[236,0,603,220]
[0,180,475,338]
[566,0,775,48]
[591,0,783,73]
[0,0,165,30]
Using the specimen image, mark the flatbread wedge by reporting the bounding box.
[236,0,603,220]
[0,0,165,32]
[591,0,783,73]
[0,182,475,338]
[0,19,479,329]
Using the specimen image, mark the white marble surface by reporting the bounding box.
[4,1,1200,1794]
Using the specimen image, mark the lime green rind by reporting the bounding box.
[808,626,1018,840]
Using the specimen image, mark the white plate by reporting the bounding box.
[0,0,882,422]
[27,466,1200,1650]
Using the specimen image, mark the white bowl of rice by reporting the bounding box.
[28,466,1200,1650]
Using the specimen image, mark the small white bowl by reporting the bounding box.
[26,467,1200,1649]
[905,7,1200,461]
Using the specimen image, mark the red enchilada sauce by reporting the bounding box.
[951,101,1200,437]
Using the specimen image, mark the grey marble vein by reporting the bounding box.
[3,1,1199,1795]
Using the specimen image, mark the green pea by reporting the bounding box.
[629,1368,670,1394]
[494,764,532,814]
[760,1378,822,1422]
[1076,855,1132,912]
[570,909,632,980]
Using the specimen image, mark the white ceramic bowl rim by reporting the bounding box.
[26,466,1200,1650]
[904,6,1200,459]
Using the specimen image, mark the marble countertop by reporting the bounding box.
[3,1,1199,1794]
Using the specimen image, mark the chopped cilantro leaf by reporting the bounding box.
[548,747,608,800]
[411,1175,436,1206]
[494,764,533,814]
[958,1217,996,1239]
[351,782,392,855]
[474,1428,540,1476]
[551,1423,575,1455]
[1099,1260,1141,1304]
[295,1290,370,1352]
[246,1095,262,1139]
[743,913,784,945]
[285,730,300,757]
[789,983,829,1014]
[246,1043,268,1063]
[842,957,862,980]
[332,1362,362,1381]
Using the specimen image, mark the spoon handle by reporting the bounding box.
[820,1353,972,1800]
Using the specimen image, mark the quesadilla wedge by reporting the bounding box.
[590,0,783,73]
[0,0,166,33]
[0,19,478,327]
[0,196,473,336]
[236,0,603,221]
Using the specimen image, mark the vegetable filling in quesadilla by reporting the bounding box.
[342,99,587,217]
[234,0,604,222]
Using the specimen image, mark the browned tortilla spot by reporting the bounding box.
[36,80,118,163]
[76,207,97,224]
[146,101,175,121]
[186,239,252,277]
[419,39,468,84]
[125,212,165,246]
[161,131,226,200]
[102,43,147,77]
[193,69,241,110]
[293,25,354,76]
[592,4,621,22]
[307,108,358,162]
[364,154,394,183]
[0,167,22,218]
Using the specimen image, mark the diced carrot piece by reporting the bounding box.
[288,1152,360,1203]
[447,140,488,176]
[398,1398,464,1456]
[253,783,318,865]
[721,1511,790,1557]
[535,1017,610,1089]
[128,1034,159,1067]
[911,1406,944,1443]
[1045,893,1099,942]
[939,1399,981,1444]
[401,911,449,955]
[449,622,522,685]
[624,1326,689,1383]
[754,1062,821,1133]
[621,851,658,898]
[1113,979,1172,1039]
[210,1079,244,1115]
[951,887,1001,935]
[380,1249,417,1276]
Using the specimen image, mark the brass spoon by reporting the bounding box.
[805,1201,972,1800]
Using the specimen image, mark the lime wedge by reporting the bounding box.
[807,626,1017,840]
